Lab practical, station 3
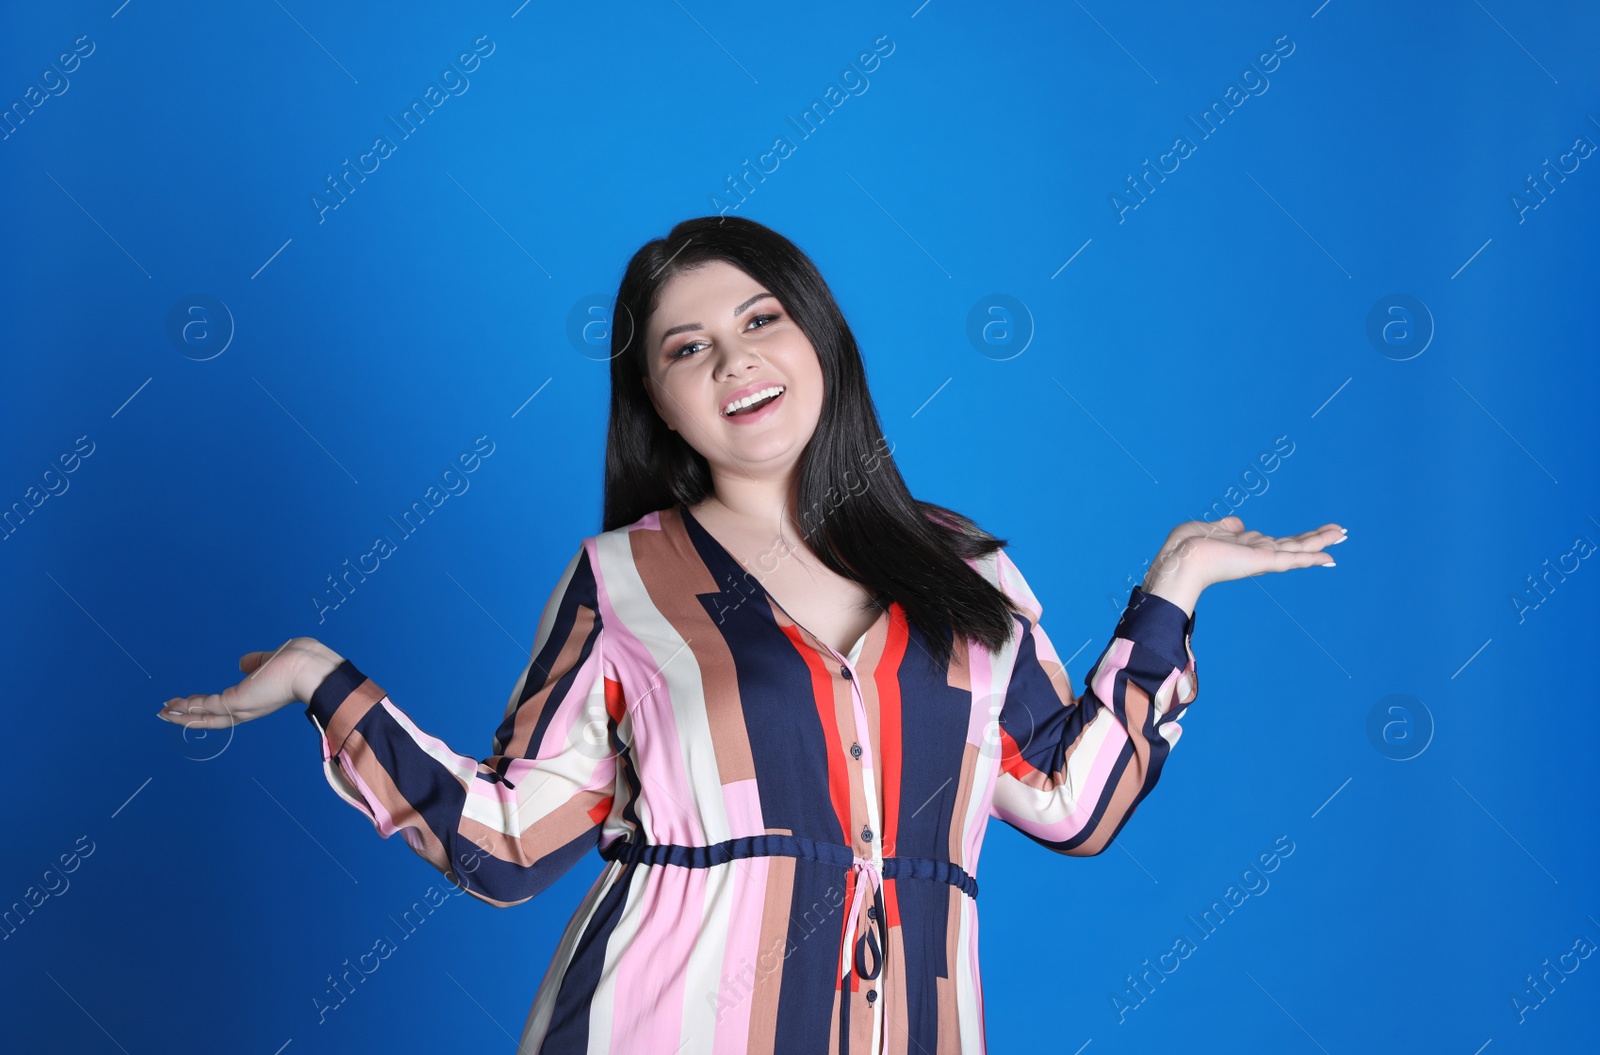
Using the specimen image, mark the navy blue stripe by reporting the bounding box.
[598,833,978,900]
[494,546,603,759]
[680,504,854,849]
[540,861,634,1053]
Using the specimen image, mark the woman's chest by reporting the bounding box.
[610,582,988,792]
[753,560,883,657]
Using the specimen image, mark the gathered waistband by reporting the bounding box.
[598,832,979,899]
[598,832,978,994]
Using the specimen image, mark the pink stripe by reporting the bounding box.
[965,642,999,746]
[1011,635,1139,842]
[722,777,764,839]
[712,854,770,1053]
[338,751,404,838]
[1029,720,1130,842]
[610,862,704,1051]
[1090,637,1136,710]
[965,642,1000,869]
[966,898,984,1045]
[589,533,708,846]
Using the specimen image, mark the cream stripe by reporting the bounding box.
[581,862,647,1053]
[955,893,984,1052]
[683,861,738,1051]
[594,528,728,845]
[516,859,628,1052]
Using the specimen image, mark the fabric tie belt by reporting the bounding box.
[599,833,979,989]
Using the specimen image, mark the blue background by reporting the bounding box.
[3,1,1597,1051]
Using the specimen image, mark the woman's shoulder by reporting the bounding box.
[571,504,681,580]
[585,504,675,552]
[917,501,1038,620]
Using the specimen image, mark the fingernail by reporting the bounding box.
[1323,560,1337,567]
[1332,535,1347,545]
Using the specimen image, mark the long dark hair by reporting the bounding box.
[601,215,1022,665]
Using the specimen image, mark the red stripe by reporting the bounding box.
[781,622,853,842]
[998,727,1033,779]
[876,602,908,931]
[780,620,860,989]
[604,674,625,723]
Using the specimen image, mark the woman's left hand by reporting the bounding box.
[1141,516,1347,616]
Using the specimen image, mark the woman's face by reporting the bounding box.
[641,259,825,486]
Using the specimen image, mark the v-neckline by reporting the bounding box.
[678,501,888,660]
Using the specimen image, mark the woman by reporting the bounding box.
[161,216,1344,1053]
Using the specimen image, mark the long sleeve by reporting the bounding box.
[987,547,1198,855]
[302,543,624,907]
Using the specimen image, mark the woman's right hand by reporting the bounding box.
[158,637,343,729]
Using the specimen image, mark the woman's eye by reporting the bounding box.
[668,314,778,360]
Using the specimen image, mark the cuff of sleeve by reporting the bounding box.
[302,658,380,756]
[1117,585,1196,671]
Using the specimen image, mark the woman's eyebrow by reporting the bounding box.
[657,292,775,347]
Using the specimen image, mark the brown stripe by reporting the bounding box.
[883,904,909,1055]
[324,676,387,756]
[504,604,598,759]
[856,622,885,814]
[827,986,842,1055]
[821,639,871,856]
[339,725,452,874]
[936,972,960,1052]
[850,981,873,1053]
[635,508,759,787]
[459,790,612,879]
[948,741,979,871]
[1075,679,1155,854]
[744,845,796,1055]
[941,887,962,1050]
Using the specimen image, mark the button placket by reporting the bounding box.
[837,659,880,854]
[822,641,889,1040]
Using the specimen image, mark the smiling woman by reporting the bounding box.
[602,218,1034,666]
[163,216,1342,1055]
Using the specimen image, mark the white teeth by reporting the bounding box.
[723,385,784,415]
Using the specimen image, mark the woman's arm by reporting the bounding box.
[299,545,623,908]
[985,515,1343,855]
[160,544,624,907]
[986,548,1198,856]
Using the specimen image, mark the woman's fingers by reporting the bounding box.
[159,692,240,728]
[163,640,309,728]
[1261,524,1347,551]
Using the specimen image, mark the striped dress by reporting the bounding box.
[303,502,1200,1053]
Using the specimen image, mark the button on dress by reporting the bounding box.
[303,502,1200,1053]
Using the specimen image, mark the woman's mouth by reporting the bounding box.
[721,384,786,424]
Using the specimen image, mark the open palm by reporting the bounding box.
[158,639,317,729]
[1151,515,1346,591]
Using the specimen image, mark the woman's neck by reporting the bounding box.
[693,476,806,550]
